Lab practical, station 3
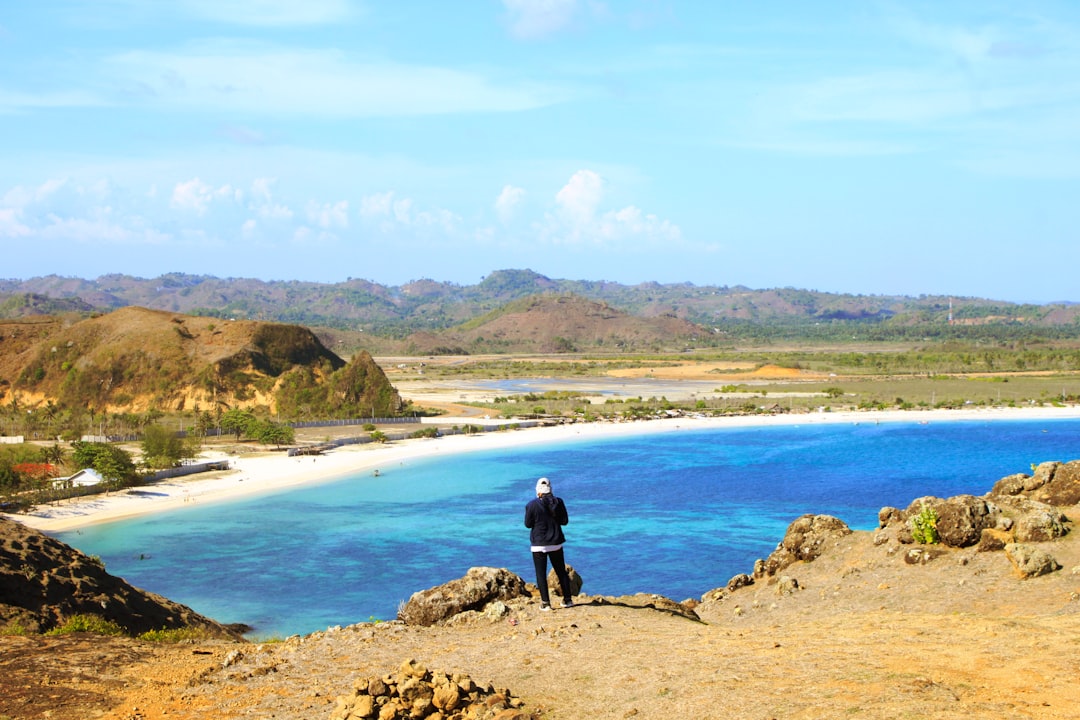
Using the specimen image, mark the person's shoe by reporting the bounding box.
[539,603,551,612]
[561,600,575,608]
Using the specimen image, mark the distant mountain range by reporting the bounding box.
[2,270,1078,353]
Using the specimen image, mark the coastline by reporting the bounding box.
[8,404,1080,534]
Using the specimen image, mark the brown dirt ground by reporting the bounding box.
[607,362,817,381]
[4,507,1079,720]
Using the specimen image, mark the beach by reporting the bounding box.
[8,405,1080,533]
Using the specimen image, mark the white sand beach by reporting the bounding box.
[8,405,1080,534]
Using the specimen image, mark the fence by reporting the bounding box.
[285,420,543,457]
[149,460,231,481]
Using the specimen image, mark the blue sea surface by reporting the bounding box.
[57,418,1080,637]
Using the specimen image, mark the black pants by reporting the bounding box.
[532,547,573,605]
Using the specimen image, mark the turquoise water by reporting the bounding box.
[57,418,1080,637]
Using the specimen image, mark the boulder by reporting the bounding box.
[992,496,1070,542]
[1004,543,1061,579]
[699,587,729,604]
[726,573,754,592]
[888,495,1001,548]
[397,567,528,627]
[878,506,904,528]
[754,514,851,579]
[976,528,1013,553]
[932,495,1000,547]
[547,564,583,597]
[989,462,1080,507]
[989,460,1080,506]
[775,576,800,595]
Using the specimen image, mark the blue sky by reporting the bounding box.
[2,1,1079,302]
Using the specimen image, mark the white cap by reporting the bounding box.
[535,477,552,495]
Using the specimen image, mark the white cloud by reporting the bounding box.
[555,169,603,227]
[358,191,460,236]
[170,178,240,215]
[0,88,105,113]
[540,169,679,245]
[306,199,349,229]
[37,212,171,246]
[503,0,581,39]
[598,205,680,243]
[359,191,412,224]
[359,191,393,219]
[495,184,526,223]
[0,207,30,237]
[249,178,293,220]
[392,197,413,225]
[241,218,257,238]
[292,226,339,246]
[180,0,353,27]
[101,45,562,118]
[3,178,68,210]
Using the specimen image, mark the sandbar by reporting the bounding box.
[8,405,1080,533]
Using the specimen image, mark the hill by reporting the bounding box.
[3,271,1079,350]
[0,515,243,638]
[0,307,402,418]
[405,294,708,354]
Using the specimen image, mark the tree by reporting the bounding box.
[220,409,256,441]
[141,424,194,469]
[249,419,294,447]
[71,441,137,484]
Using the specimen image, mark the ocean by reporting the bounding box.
[57,417,1080,638]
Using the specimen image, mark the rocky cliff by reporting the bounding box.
[0,516,243,638]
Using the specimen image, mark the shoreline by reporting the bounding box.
[8,405,1080,534]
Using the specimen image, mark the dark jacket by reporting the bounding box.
[524,494,568,547]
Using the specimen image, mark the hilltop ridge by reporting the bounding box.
[3,270,1078,350]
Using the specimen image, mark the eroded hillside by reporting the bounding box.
[0,307,401,417]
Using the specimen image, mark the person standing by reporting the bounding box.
[524,477,575,611]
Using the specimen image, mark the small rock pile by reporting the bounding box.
[329,658,536,720]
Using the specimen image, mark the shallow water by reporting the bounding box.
[58,418,1080,637]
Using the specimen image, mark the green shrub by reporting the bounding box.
[910,504,940,544]
[46,614,125,637]
[409,427,440,439]
[138,626,212,642]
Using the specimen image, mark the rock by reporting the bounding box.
[932,495,1000,547]
[397,567,528,627]
[878,506,903,528]
[755,514,852,578]
[699,587,728,603]
[992,496,1070,542]
[433,684,461,712]
[885,495,1005,548]
[0,516,243,638]
[547,564,583,597]
[726,573,754,592]
[601,593,701,622]
[976,528,1013,553]
[905,548,923,564]
[989,460,1080,506]
[1004,543,1061,578]
[775,576,800,595]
